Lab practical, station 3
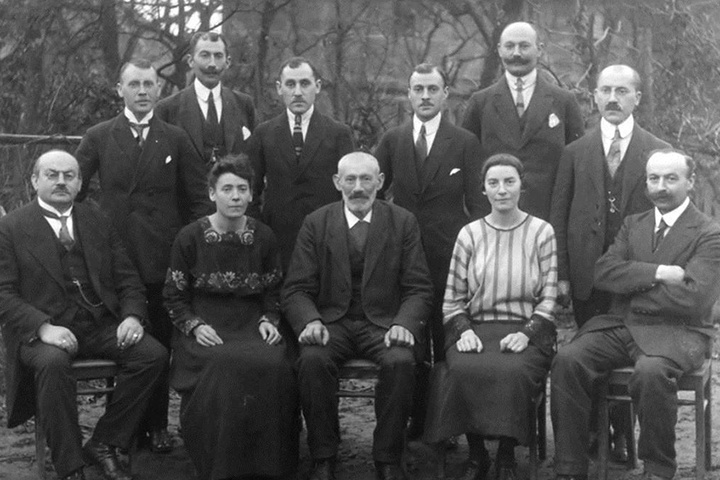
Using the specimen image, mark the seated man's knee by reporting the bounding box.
[297,345,336,376]
[379,346,415,372]
[28,345,72,374]
[629,356,677,393]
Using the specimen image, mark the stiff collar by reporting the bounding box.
[193,78,222,102]
[286,104,314,126]
[123,107,153,124]
[601,115,634,140]
[38,197,73,217]
[344,203,372,228]
[413,112,441,136]
[505,68,537,90]
[655,196,690,229]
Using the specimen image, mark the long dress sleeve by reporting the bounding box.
[164,228,206,336]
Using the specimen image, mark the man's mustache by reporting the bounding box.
[604,103,622,112]
[504,57,530,65]
[349,193,370,200]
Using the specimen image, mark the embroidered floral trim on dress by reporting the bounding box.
[201,216,255,245]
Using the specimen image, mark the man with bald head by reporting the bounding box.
[282,152,433,480]
[551,149,720,480]
[0,151,167,480]
[462,21,584,220]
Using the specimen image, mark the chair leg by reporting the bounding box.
[35,414,47,480]
[696,382,706,480]
[704,375,712,472]
[626,402,637,470]
[597,383,610,480]
[539,390,547,461]
[529,397,538,480]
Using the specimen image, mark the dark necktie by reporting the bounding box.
[293,114,304,160]
[40,208,75,250]
[206,91,219,127]
[129,122,149,147]
[415,124,427,167]
[350,220,369,252]
[607,127,622,177]
[515,77,525,117]
[653,218,668,252]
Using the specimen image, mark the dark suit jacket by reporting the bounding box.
[462,74,584,220]
[550,123,670,300]
[374,117,485,290]
[249,110,355,267]
[155,85,256,161]
[281,201,434,342]
[75,113,211,284]
[0,201,147,427]
[586,204,720,371]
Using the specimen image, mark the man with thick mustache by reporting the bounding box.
[75,59,210,453]
[156,31,256,165]
[374,63,484,438]
[282,152,433,480]
[249,56,354,268]
[462,21,584,220]
[551,149,720,480]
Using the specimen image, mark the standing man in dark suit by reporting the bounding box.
[552,149,720,480]
[0,151,167,480]
[75,59,210,453]
[462,21,584,220]
[282,152,433,480]
[249,56,355,268]
[374,63,484,438]
[550,66,670,459]
[156,31,256,165]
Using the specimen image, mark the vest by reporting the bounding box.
[346,231,366,320]
[604,159,627,250]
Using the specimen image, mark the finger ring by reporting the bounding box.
[133,333,139,338]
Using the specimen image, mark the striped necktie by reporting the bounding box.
[293,114,303,160]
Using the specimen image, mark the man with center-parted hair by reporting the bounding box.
[75,59,211,453]
[155,31,256,165]
[248,56,355,269]
[282,152,434,480]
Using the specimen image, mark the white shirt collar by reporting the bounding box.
[286,105,314,126]
[655,196,690,230]
[505,69,537,90]
[344,203,372,228]
[123,107,153,124]
[601,115,634,140]
[38,197,73,217]
[413,112,441,136]
[193,78,222,102]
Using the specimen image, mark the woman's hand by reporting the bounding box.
[193,324,223,347]
[456,330,483,353]
[499,332,529,353]
[259,321,282,346]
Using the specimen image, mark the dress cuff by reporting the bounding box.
[521,314,557,356]
[444,312,473,345]
[182,317,206,337]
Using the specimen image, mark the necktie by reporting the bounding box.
[515,77,525,117]
[206,91,219,127]
[350,220,369,252]
[415,124,427,166]
[653,218,668,252]
[293,114,304,160]
[40,208,75,250]
[606,127,622,177]
[130,123,149,147]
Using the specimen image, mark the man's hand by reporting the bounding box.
[258,321,282,346]
[298,320,329,346]
[116,316,144,350]
[499,332,530,353]
[38,323,78,355]
[456,329,483,353]
[557,280,572,308]
[193,324,223,347]
[655,265,686,286]
[384,325,415,348]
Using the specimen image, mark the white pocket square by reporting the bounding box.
[450,168,461,176]
[242,126,252,140]
[165,155,172,164]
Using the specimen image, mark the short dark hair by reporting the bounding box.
[481,153,525,185]
[277,56,321,82]
[208,154,255,190]
[189,31,229,56]
[647,148,695,178]
[118,59,157,82]
[408,63,448,88]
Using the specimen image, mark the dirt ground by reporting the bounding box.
[1,327,719,480]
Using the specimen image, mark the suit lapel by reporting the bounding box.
[397,122,421,195]
[490,80,523,148]
[273,115,297,173]
[653,204,702,260]
[587,127,607,202]
[520,77,552,146]
[620,126,650,214]
[298,112,323,176]
[328,204,351,288]
[362,202,388,283]
[221,86,241,152]
[73,206,105,296]
[178,88,204,155]
[134,117,164,185]
[21,202,65,289]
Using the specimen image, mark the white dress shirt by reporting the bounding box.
[286,105,314,140]
[601,115,635,161]
[413,112,442,154]
[38,197,75,241]
[344,204,372,227]
[194,78,223,122]
[505,69,538,107]
[654,196,690,238]
[123,108,153,142]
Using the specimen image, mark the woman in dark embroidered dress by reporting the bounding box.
[163,155,298,480]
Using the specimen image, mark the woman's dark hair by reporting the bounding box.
[208,154,255,190]
[480,153,525,186]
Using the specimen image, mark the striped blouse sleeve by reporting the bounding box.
[533,221,558,322]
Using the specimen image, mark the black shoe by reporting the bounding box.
[309,457,336,480]
[82,439,132,480]
[61,468,86,480]
[610,435,628,463]
[149,428,173,453]
[375,462,406,480]
[459,457,491,480]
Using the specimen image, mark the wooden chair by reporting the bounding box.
[337,358,381,398]
[597,358,712,480]
[35,359,121,480]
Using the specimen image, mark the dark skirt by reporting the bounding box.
[423,321,552,445]
[170,295,299,479]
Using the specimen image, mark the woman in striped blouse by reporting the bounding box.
[424,153,558,480]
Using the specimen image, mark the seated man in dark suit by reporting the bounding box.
[282,152,434,480]
[551,149,720,480]
[0,151,167,480]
